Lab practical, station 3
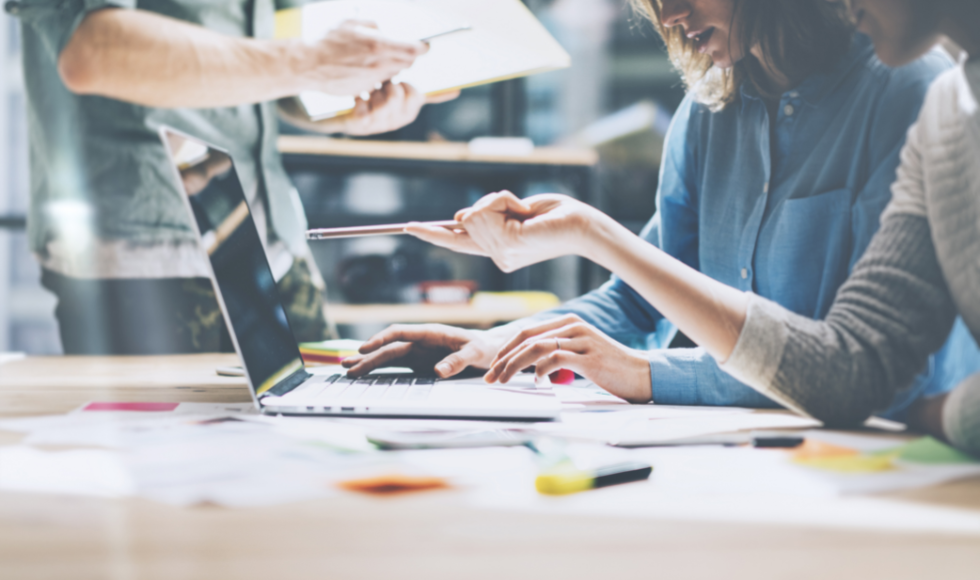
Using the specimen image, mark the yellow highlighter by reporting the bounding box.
[535,461,653,496]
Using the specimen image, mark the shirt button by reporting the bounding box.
[784,104,795,116]
[788,91,799,98]
[741,268,749,280]
[763,183,769,194]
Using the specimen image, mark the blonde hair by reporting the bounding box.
[632,0,854,111]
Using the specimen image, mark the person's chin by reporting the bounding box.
[875,51,912,68]
[709,53,735,69]
[873,39,937,68]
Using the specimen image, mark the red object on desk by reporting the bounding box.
[549,369,575,385]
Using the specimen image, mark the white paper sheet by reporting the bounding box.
[0,352,25,366]
[610,412,821,446]
[0,446,135,498]
[294,0,570,119]
[0,411,254,449]
[465,442,980,536]
[4,402,978,521]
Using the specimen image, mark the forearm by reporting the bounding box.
[581,214,748,362]
[724,214,959,426]
[59,9,311,107]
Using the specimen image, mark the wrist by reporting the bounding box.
[278,39,319,95]
[485,323,519,343]
[628,348,654,403]
[579,210,626,265]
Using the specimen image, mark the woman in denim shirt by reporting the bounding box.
[347,0,979,420]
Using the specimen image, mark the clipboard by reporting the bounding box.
[275,0,571,120]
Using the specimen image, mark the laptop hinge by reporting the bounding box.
[261,368,312,399]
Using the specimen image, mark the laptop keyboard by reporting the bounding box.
[315,373,436,403]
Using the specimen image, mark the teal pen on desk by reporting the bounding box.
[535,461,653,496]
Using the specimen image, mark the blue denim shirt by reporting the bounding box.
[542,36,980,418]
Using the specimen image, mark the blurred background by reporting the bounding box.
[0,0,686,353]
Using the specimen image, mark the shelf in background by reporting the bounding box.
[279,136,597,166]
[328,303,552,327]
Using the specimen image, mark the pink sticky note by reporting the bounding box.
[548,369,576,385]
[83,402,180,412]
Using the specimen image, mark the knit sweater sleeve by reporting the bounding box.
[721,213,958,426]
[719,99,961,426]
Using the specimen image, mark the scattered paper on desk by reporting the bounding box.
[791,438,860,460]
[610,412,819,447]
[0,446,135,498]
[248,414,376,452]
[792,434,980,471]
[783,433,980,495]
[5,396,980,519]
[74,401,257,415]
[789,438,896,473]
[553,384,629,407]
[126,420,357,507]
[794,452,897,473]
[83,402,180,412]
[898,436,978,464]
[464,439,980,535]
[0,351,25,366]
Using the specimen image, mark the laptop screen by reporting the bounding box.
[160,128,305,398]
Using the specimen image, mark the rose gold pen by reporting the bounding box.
[306,220,463,240]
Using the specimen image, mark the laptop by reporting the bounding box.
[159,126,560,420]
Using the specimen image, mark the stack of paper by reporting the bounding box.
[298,339,363,365]
[275,0,571,119]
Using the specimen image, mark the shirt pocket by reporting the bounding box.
[764,187,853,318]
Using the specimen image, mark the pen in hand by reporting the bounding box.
[306,220,463,240]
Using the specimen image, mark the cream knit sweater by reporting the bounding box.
[722,59,980,454]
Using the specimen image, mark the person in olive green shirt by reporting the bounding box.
[8,0,454,354]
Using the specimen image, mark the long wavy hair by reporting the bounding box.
[632,0,854,111]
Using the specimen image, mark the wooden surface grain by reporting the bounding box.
[1,355,979,580]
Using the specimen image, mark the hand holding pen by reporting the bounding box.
[306,219,463,240]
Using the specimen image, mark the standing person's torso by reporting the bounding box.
[16,0,295,277]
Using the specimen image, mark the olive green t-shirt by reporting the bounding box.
[7,0,308,263]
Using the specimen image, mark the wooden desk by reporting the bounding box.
[2,355,980,580]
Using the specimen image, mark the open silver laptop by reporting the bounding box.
[160,126,560,420]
